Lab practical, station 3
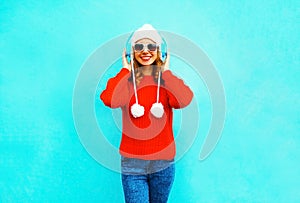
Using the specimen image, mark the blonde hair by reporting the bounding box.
[129,50,165,86]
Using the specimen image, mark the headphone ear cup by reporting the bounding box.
[125,52,131,64]
[160,37,168,62]
[161,52,167,62]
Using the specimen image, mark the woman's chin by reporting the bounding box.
[141,62,152,66]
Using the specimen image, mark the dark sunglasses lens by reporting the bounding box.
[134,44,144,51]
[148,44,157,51]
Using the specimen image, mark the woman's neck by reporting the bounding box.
[142,65,152,76]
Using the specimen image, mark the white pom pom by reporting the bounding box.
[131,103,145,118]
[150,103,164,118]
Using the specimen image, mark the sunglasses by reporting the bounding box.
[133,43,157,52]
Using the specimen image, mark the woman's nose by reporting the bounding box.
[141,49,150,54]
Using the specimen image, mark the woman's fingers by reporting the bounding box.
[122,49,131,71]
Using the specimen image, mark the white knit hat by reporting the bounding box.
[131,24,162,46]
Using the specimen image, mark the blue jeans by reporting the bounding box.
[121,156,175,203]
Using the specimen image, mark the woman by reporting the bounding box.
[100,24,193,203]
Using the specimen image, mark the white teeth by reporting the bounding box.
[142,56,151,60]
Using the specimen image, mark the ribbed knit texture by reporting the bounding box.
[100,68,193,160]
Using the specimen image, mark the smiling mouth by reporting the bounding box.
[141,56,152,61]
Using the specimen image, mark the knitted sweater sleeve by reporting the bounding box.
[100,68,130,108]
[162,70,193,109]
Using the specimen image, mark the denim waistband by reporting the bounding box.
[121,156,175,175]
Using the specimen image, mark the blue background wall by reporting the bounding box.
[1,1,299,202]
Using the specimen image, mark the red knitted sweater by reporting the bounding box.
[100,68,193,160]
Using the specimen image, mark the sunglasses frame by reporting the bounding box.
[133,43,158,52]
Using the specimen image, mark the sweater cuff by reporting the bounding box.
[120,68,130,75]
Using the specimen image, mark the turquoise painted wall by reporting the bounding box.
[1,1,299,202]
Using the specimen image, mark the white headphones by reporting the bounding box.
[130,56,164,118]
[125,24,167,118]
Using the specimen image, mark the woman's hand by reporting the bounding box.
[162,52,170,72]
[122,49,131,71]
